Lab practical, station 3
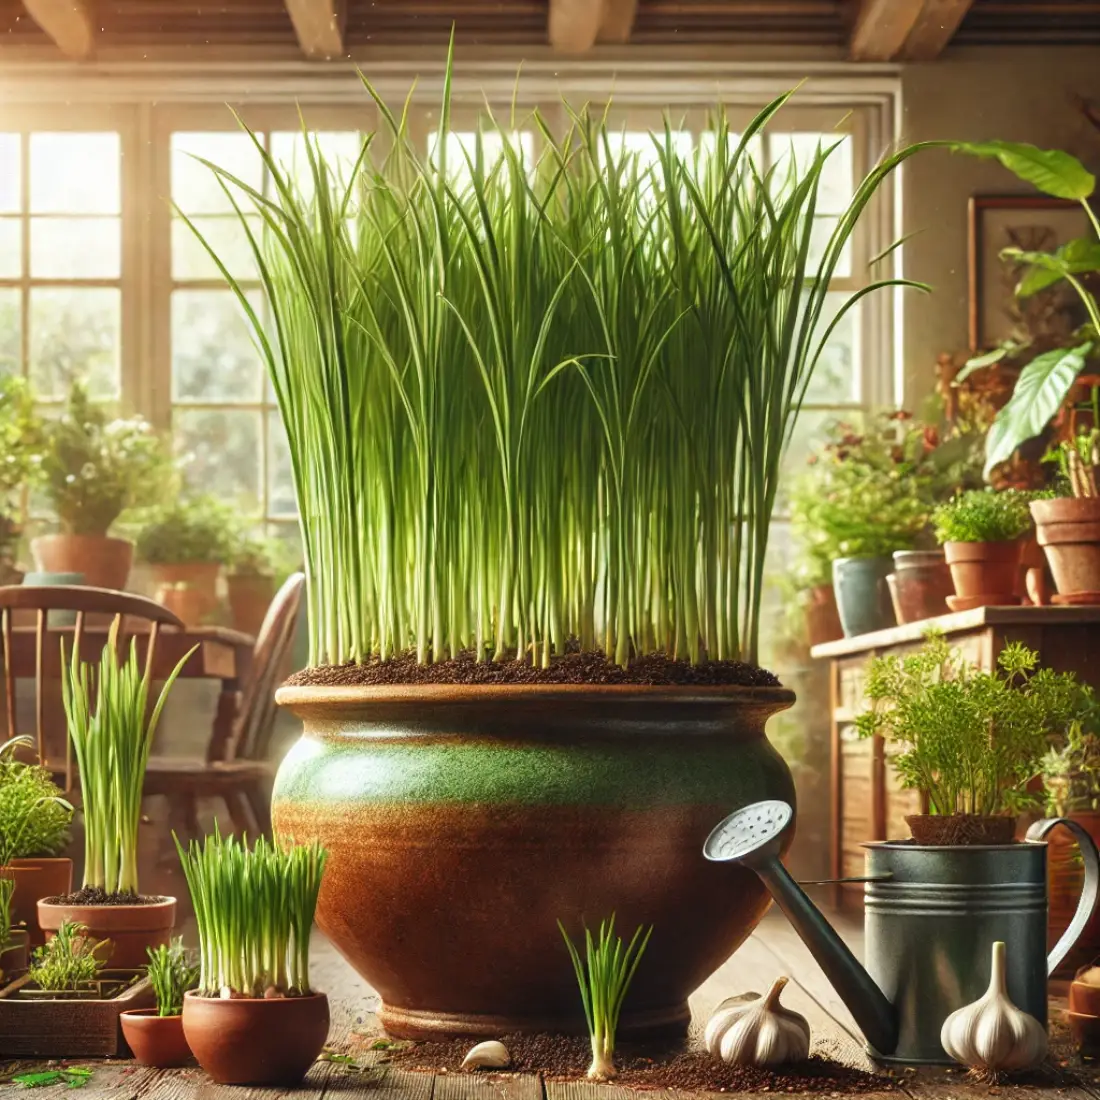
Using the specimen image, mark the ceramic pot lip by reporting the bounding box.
[183,990,328,1006]
[121,1007,181,1020]
[30,533,133,549]
[6,856,72,868]
[37,895,177,928]
[863,840,1035,852]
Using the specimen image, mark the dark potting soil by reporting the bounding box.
[285,649,781,689]
[47,888,165,906]
[387,1033,892,1093]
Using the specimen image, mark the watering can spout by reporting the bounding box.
[704,801,899,1058]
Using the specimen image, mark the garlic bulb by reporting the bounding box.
[940,941,1047,1075]
[461,1041,511,1069]
[1079,965,1100,987]
[705,977,810,1066]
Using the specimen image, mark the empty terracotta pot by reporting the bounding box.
[31,535,134,592]
[37,896,176,968]
[803,583,843,648]
[151,563,222,624]
[182,992,329,1085]
[1070,975,1100,1017]
[3,858,72,945]
[943,540,1022,608]
[1031,497,1100,600]
[227,574,276,637]
[120,1010,192,1067]
[888,550,952,624]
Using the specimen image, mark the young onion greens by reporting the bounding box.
[146,937,199,1016]
[559,915,653,1080]
[61,625,193,897]
[186,40,927,669]
[174,828,327,999]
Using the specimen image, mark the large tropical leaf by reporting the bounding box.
[1007,238,1100,298]
[950,141,1095,200]
[983,342,1093,477]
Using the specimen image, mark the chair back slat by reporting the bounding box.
[34,609,46,768]
[2,609,13,745]
[229,573,305,763]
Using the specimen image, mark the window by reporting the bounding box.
[0,130,123,406]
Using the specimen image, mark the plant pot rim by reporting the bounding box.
[183,990,327,1005]
[6,856,72,866]
[38,895,175,909]
[121,1007,181,1019]
[31,533,132,547]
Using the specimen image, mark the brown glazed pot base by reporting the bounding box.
[906,814,1015,846]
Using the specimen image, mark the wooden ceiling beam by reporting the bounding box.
[21,0,95,59]
[548,0,605,52]
[284,0,347,60]
[598,0,639,43]
[899,0,976,59]
[849,0,925,60]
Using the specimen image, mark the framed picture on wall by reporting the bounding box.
[968,194,1092,352]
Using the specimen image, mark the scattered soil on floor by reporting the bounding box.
[46,888,165,907]
[285,650,782,689]
[387,1033,892,1092]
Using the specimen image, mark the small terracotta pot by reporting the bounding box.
[2,858,72,945]
[1071,976,1100,1016]
[943,540,1023,607]
[151,563,221,625]
[120,1010,192,1067]
[803,583,843,648]
[905,813,1016,846]
[0,928,30,978]
[1031,497,1100,600]
[31,534,134,591]
[227,573,275,637]
[37,896,176,969]
[1067,1009,1100,1056]
[182,991,330,1085]
[888,550,953,624]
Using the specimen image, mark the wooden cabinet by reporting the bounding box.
[811,606,1100,907]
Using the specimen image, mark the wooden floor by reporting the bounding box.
[4,909,1099,1100]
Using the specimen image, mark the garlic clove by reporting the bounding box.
[940,941,1047,1075]
[704,992,761,1055]
[706,977,810,1067]
[461,1040,512,1069]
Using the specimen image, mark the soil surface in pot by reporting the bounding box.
[285,649,781,688]
[386,1033,890,1092]
[47,888,167,906]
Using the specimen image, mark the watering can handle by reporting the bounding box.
[1026,816,1100,976]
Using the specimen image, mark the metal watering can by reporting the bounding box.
[704,800,1100,1064]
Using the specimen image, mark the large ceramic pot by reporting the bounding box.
[1032,497,1100,602]
[37,896,176,968]
[943,540,1022,610]
[887,550,952,624]
[272,684,796,1040]
[2,857,72,945]
[31,534,133,591]
[831,556,895,638]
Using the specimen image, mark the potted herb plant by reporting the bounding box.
[857,634,1095,844]
[190,50,923,1038]
[136,493,236,624]
[0,375,43,585]
[37,624,192,966]
[933,488,1034,609]
[0,737,73,943]
[176,831,328,1086]
[120,938,198,1067]
[31,381,171,591]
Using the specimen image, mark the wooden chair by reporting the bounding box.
[142,572,306,842]
[0,585,185,791]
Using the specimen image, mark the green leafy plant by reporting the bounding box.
[558,915,652,1080]
[949,141,1100,477]
[1046,428,1100,498]
[0,875,13,949]
[174,828,326,999]
[0,375,43,553]
[9,1067,94,1089]
[29,919,106,991]
[227,528,296,579]
[932,488,1034,544]
[146,937,199,1016]
[1042,717,1100,816]
[0,736,72,862]
[856,635,1095,817]
[184,44,926,670]
[62,624,194,897]
[35,381,172,537]
[135,493,237,566]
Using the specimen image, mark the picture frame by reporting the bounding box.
[967,194,1091,352]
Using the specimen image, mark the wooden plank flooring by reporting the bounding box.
[4,909,1099,1100]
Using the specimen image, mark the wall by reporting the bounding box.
[900,46,1100,407]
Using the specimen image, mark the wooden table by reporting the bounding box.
[4,624,255,768]
[811,606,1100,908]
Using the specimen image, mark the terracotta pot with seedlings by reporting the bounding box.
[178,832,329,1085]
[37,623,193,967]
[191,43,922,1040]
[120,938,198,1068]
[31,382,171,592]
[0,736,74,945]
[933,489,1034,610]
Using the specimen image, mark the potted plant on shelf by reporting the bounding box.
[31,381,171,591]
[188,48,924,1039]
[37,624,192,966]
[176,830,328,1085]
[0,736,73,944]
[120,938,198,1068]
[0,375,43,585]
[136,493,236,625]
[225,530,286,636]
[933,488,1034,610]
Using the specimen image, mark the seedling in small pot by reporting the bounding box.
[119,938,199,1068]
[559,915,652,1080]
[28,920,108,994]
[147,938,198,1016]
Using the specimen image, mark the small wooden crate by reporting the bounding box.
[0,970,156,1057]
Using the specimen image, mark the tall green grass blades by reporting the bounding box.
[559,915,653,1080]
[0,875,12,948]
[189,57,919,669]
[174,828,327,998]
[61,625,194,896]
[146,938,199,1016]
